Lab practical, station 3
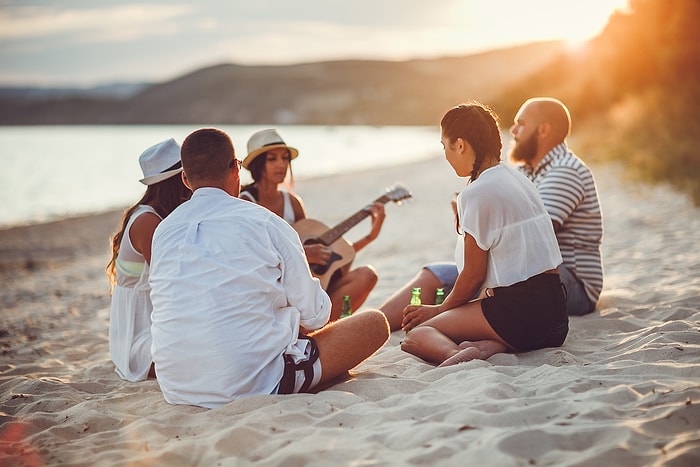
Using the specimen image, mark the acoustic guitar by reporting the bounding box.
[293,185,412,289]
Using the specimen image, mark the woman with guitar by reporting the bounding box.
[240,129,387,321]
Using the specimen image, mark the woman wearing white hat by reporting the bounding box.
[106,138,191,381]
[240,129,386,321]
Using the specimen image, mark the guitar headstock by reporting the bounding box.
[382,185,412,205]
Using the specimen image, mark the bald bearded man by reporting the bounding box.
[379,98,603,332]
[509,97,603,316]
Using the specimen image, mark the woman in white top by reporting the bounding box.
[106,139,191,381]
[240,129,386,321]
[238,129,306,225]
[400,102,568,367]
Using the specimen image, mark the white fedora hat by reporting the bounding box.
[138,138,183,185]
[243,129,298,169]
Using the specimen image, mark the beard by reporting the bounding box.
[508,131,538,164]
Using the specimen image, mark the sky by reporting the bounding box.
[0,0,629,87]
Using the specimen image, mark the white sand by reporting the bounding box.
[1,158,699,466]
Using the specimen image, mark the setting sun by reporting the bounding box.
[463,0,629,47]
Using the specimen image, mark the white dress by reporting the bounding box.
[109,205,160,382]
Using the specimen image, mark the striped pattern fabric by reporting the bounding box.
[519,143,604,305]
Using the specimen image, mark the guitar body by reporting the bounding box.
[291,185,411,290]
[293,218,355,289]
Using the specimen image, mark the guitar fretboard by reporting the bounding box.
[317,194,390,245]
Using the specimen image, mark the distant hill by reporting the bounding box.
[0,82,149,100]
[0,41,565,126]
[2,0,697,202]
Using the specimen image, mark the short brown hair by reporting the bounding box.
[181,128,235,183]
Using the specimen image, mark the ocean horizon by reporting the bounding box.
[1,125,441,229]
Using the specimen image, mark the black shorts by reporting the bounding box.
[481,272,568,352]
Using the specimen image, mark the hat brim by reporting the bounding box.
[242,144,299,169]
[139,167,183,185]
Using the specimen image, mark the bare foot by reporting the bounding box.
[438,340,507,367]
[438,346,480,367]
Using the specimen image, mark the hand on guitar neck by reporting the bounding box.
[293,185,411,289]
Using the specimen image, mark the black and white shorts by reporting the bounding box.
[277,336,322,394]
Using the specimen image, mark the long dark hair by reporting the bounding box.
[441,102,502,181]
[442,102,502,233]
[241,149,296,197]
[106,174,191,291]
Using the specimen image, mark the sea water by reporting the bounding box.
[0,125,439,228]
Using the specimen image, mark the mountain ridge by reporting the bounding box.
[0,41,565,126]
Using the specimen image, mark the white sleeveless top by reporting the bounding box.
[109,205,160,382]
[239,189,297,224]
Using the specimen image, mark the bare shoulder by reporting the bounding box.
[289,192,307,220]
[131,210,161,232]
[130,211,161,253]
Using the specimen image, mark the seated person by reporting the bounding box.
[106,138,190,381]
[380,97,603,332]
[240,128,386,320]
[395,102,568,366]
[148,128,390,408]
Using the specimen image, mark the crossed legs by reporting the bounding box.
[400,299,508,366]
[378,267,442,331]
[309,309,390,386]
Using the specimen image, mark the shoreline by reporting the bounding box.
[2,157,700,465]
[0,154,443,233]
[0,155,453,281]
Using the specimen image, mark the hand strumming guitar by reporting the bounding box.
[292,184,410,291]
[304,243,333,266]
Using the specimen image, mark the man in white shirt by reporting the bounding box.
[149,128,389,409]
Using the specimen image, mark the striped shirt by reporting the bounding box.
[518,143,603,305]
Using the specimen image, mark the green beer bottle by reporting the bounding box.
[410,287,422,306]
[340,295,353,318]
[435,288,445,305]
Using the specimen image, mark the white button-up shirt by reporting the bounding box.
[149,187,330,408]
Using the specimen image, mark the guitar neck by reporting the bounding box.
[318,195,390,245]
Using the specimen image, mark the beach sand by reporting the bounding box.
[1,157,699,466]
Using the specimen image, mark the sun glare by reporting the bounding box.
[554,0,629,44]
[465,0,629,51]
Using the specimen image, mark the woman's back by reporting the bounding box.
[456,164,561,288]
